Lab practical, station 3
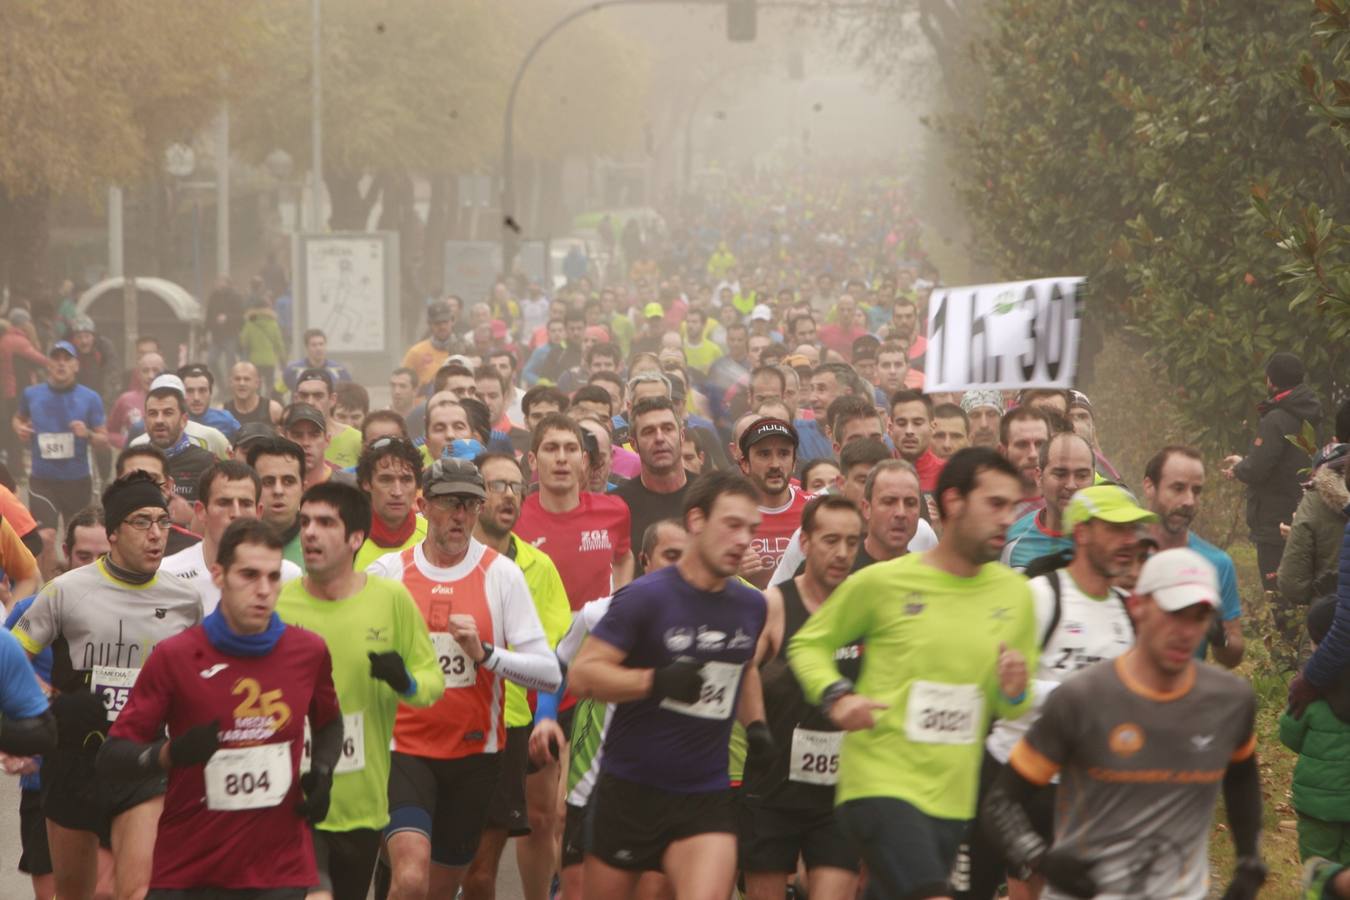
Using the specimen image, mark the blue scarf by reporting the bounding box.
[163,431,192,459]
[202,608,286,657]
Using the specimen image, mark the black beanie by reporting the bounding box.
[1266,352,1305,390]
[102,472,169,534]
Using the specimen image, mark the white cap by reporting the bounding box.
[750,304,772,322]
[1135,548,1219,612]
[148,373,186,399]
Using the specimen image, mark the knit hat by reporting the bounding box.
[960,389,1004,415]
[1266,352,1305,390]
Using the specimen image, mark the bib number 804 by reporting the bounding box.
[224,770,272,796]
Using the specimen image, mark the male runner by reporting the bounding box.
[462,452,572,900]
[161,460,301,613]
[1001,431,1096,571]
[15,472,202,900]
[533,518,688,900]
[98,518,344,899]
[354,437,428,570]
[366,459,561,900]
[738,417,808,588]
[516,412,632,608]
[1141,445,1245,667]
[854,460,923,570]
[247,437,307,566]
[983,547,1265,900]
[788,447,1036,900]
[999,407,1051,520]
[742,495,865,900]
[966,484,1155,899]
[569,471,770,900]
[114,444,201,554]
[276,482,443,900]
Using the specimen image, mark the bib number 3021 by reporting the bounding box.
[789,728,842,785]
[659,660,742,721]
[204,743,293,811]
[905,681,983,745]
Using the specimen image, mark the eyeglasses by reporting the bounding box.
[427,496,484,514]
[486,480,524,496]
[123,515,172,532]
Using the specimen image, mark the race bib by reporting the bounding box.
[905,681,983,745]
[301,712,365,774]
[789,727,842,785]
[37,432,74,460]
[659,660,742,721]
[91,666,138,721]
[431,633,477,689]
[204,743,293,811]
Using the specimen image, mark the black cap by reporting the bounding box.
[282,403,326,431]
[233,422,276,448]
[296,367,335,391]
[739,417,800,458]
[427,300,453,323]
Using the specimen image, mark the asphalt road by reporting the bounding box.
[0,772,529,899]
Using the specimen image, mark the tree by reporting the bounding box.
[0,0,265,300]
[934,0,1350,451]
[1255,0,1350,361]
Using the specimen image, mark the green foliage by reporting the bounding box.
[937,0,1350,453]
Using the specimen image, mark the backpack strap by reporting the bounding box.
[1040,570,1064,651]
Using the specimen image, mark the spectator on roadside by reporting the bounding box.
[205,275,244,381]
[238,294,287,397]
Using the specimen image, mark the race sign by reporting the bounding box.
[924,277,1084,392]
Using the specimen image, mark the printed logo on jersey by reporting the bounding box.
[664,627,695,652]
[904,594,926,616]
[1190,734,1214,751]
[835,643,864,661]
[154,608,168,619]
[220,677,293,743]
[1108,723,1146,758]
[696,627,727,651]
[366,627,388,642]
[200,664,229,679]
[727,629,754,650]
[988,606,1011,621]
[1063,620,1083,636]
[579,530,612,552]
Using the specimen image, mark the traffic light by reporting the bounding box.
[727,0,756,42]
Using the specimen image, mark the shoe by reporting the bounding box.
[1304,856,1344,899]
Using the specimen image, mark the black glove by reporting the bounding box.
[745,721,776,770]
[369,651,411,694]
[650,660,704,704]
[1219,856,1267,900]
[168,720,220,767]
[1039,847,1097,899]
[297,765,334,824]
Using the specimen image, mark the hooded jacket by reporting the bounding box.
[1279,466,1350,608]
[238,307,286,369]
[1233,382,1321,543]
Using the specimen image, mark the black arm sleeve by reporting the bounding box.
[309,714,344,774]
[980,760,1050,873]
[0,711,57,757]
[1222,755,1263,858]
[95,735,166,780]
[18,528,43,561]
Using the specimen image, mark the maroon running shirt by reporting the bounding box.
[110,624,340,891]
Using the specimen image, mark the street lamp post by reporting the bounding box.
[310,0,323,232]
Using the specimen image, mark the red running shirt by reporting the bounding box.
[747,486,810,589]
[516,492,631,610]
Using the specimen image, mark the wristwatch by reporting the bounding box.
[479,641,496,668]
[820,679,855,716]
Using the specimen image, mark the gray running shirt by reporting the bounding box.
[13,558,202,694]
[1009,656,1256,900]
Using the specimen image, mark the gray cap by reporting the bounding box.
[233,422,276,448]
[423,458,486,499]
[71,314,96,334]
[282,403,326,431]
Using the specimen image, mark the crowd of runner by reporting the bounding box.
[0,172,1347,899]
